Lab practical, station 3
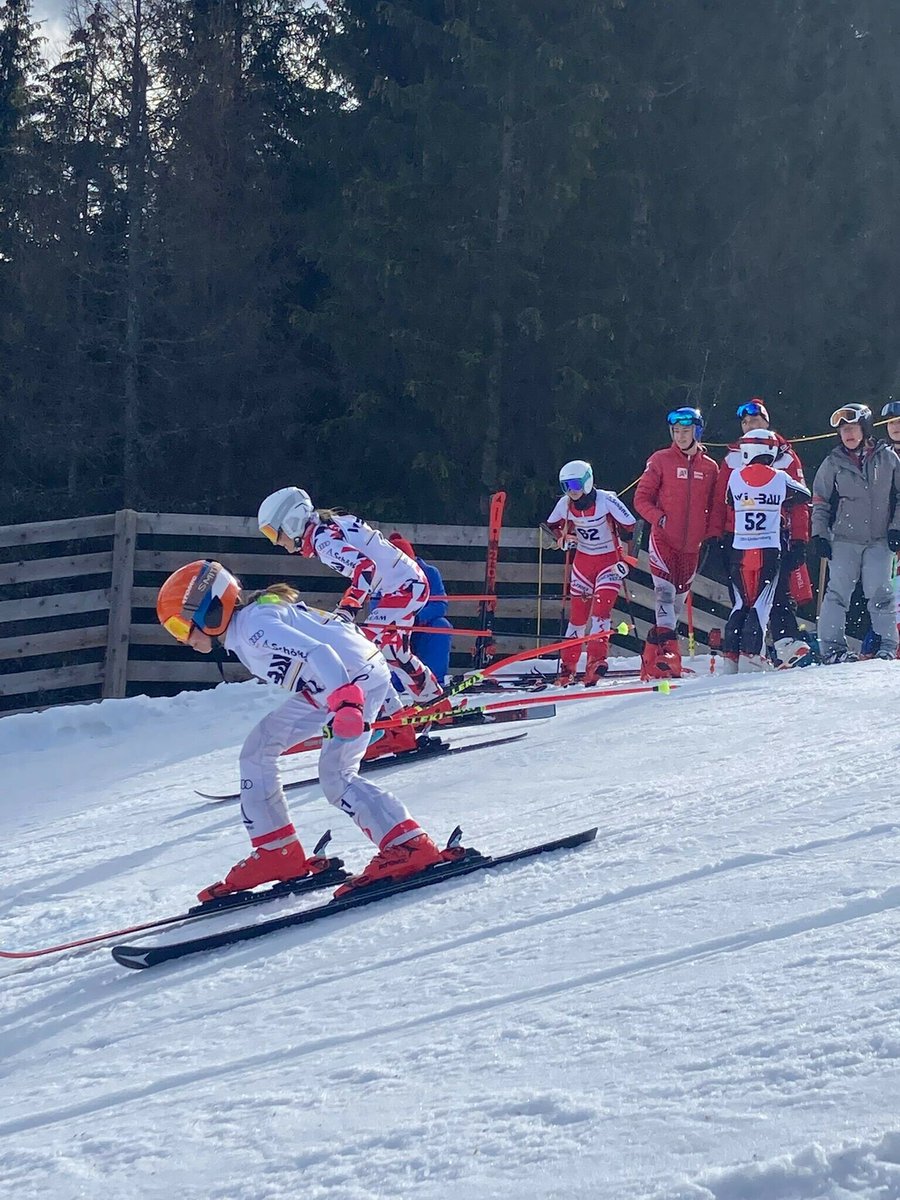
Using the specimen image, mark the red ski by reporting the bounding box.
[473,490,507,669]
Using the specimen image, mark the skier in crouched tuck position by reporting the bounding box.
[257,486,445,758]
[721,429,810,672]
[545,459,637,686]
[157,561,455,901]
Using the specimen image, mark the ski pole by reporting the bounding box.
[536,525,545,648]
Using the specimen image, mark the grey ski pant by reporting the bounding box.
[818,539,897,657]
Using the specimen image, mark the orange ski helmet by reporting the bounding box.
[157,560,242,643]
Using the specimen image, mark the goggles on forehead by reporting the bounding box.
[666,410,698,427]
[736,401,768,420]
[881,401,900,419]
[830,407,865,428]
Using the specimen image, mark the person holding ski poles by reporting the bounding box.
[720,429,811,672]
[634,407,717,680]
[709,399,813,668]
[810,403,900,664]
[257,487,444,756]
[545,459,637,686]
[157,561,450,902]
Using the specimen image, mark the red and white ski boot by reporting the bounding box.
[334,832,445,898]
[198,837,311,903]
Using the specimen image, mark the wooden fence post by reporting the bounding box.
[102,508,139,699]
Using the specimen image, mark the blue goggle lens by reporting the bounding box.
[736,402,766,419]
[561,476,587,492]
[667,411,698,427]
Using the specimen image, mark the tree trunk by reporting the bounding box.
[122,0,147,507]
[480,74,514,501]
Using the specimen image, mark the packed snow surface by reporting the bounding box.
[2,660,900,1200]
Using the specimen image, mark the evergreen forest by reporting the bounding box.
[2,0,899,525]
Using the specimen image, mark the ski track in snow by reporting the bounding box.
[3,660,900,1199]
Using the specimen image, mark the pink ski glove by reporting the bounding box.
[325,682,366,740]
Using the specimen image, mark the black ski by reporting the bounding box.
[195,731,529,801]
[111,827,598,970]
[444,702,555,728]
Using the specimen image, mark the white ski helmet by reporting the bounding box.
[559,460,594,496]
[257,486,315,545]
[739,428,779,467]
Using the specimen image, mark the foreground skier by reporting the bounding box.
[157,560,451,901]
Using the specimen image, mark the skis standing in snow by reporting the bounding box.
[545,459,636,686]
[157,561,450,901]
[810,404,900,664]
[709,399,813,669]
[257,487,443,759]
[634,407,717,681]
[719,429,811,673]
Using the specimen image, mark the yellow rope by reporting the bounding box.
[619,418,887,483]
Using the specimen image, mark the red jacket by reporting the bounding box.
[634,444,718,553]
[709,434,810,541]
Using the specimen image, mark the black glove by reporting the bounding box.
[783,541,806,570]
[618,527,634,543]
[808,535,832,560]
[889,531,900,552]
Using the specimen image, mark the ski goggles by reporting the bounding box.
[259,523,280,544]
[163,613,193,643]
[163,563,224,641]
[736,400,769,421]
[561,472,591,493]
[666,409,700,427]
[881,401,900,418]
[830,406,865,428]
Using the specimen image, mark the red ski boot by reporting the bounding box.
[582,655,609,687]
[334,832,445,897]
[363,723,418,761]
[198,837,310,903]
[640,627,682,681]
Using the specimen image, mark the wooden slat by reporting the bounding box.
[136,512,260,537]
[135,512,539,549]
[0,626,109,659]
[0,514,116,549]
[125,661,253,684]
[0,551,113,587]
[0,589,110,624]
[102,509,138,700]
[0,661,104,697]
[134,549,334,578]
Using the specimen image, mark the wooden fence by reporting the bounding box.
[0,509,756,716]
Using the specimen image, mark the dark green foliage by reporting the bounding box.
[3,0,900,527]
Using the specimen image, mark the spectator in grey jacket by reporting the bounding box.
[810,403,900,664]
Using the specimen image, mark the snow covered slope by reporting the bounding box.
[2,662,900,1200]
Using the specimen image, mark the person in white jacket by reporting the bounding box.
[157,560,450,901]
[257,488,443,719]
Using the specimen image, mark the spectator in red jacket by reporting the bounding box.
[708,399,812,668]
[634,407,718,679]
